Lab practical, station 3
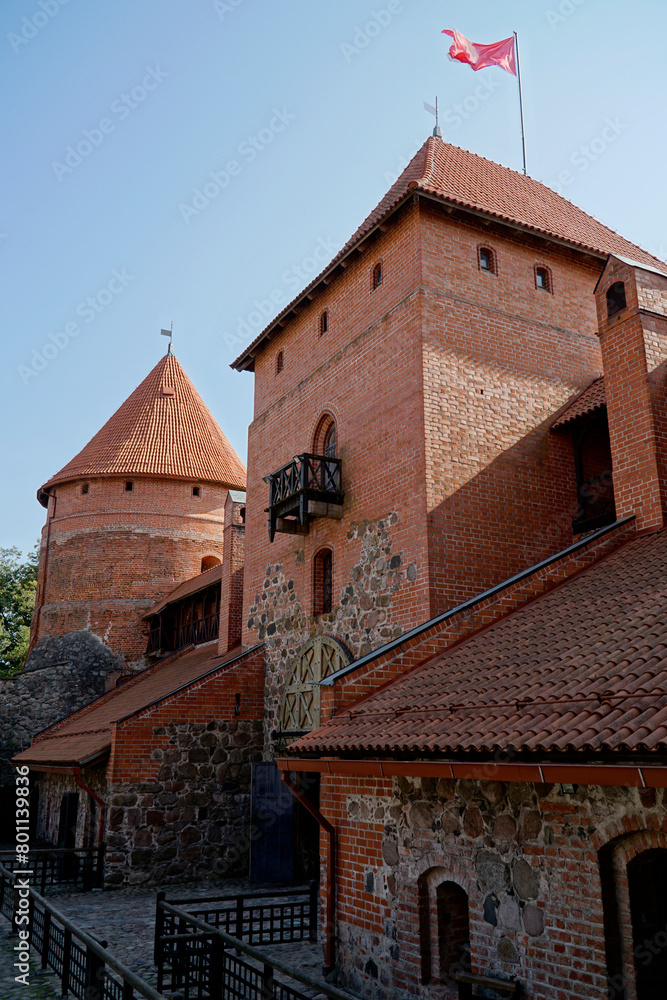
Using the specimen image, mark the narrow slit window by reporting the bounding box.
[276,350,284,374]
[319,310,328,335]
[372,262,383,290]
[314,548,333,615]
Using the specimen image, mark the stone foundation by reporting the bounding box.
[321,772,667,1000]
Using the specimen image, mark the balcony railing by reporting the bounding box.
[265,453,344,541]
[148,612,219,654]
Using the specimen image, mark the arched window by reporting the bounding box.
[81,483,89,495]
[535,265,552,293]
[313,413,337,457]
[419,869,470,986]
[313,548,333,615]
[324,423,336,458]
[201,555,221,572]
[276,350,284,374]
[607,281,626,317]
[319,310,328,335]
[372,262,383,290]
[478,246,497,275]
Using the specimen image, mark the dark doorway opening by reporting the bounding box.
[571,415,615,533]
[628,849,667,999]
[29,782,39,842]
[250,762,320,884]
[57,792,79,880]
[437,881,471,985]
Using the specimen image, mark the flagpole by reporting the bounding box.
[513,30,527,175]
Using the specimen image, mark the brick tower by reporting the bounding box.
[29,350,246,669]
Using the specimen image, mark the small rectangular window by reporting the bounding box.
[81,483,89,495]
[479,247,496,273]
[535,266,552,292]
[125,481,133,492]
[372,262,383,290]
[192,486,201,497]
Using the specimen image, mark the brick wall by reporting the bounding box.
[239,196,607,749]
[32,476,228,667]
[419,202,603,611]
[241,204,432,703]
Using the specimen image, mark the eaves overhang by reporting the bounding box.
[230,188,614,374]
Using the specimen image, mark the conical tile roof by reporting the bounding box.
[39,354,246,501]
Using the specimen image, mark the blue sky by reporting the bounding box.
[2,0,666,555]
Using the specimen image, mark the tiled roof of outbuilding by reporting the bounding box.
[13,643,245,767]
[144,563,223,618]
[39,354,246,499]
[292,528,667,759]
[231,136,667,370]
[551,375,607,428]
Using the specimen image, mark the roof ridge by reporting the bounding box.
[231,136,665,373]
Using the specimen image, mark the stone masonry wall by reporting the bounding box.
[245,512,418,742]
[0,632,121,788]
[319,771,667,1000]
[105,719,264,885]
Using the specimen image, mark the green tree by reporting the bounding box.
[0,544,39,676]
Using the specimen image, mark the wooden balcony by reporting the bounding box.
[264,453,344,541]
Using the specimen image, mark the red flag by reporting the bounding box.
[442,28,517,76]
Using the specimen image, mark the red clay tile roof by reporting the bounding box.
[551,375,606,429]
[13,644,242,767]
[144,563,223,618]
[231,136,667,370]
[39,354,246,499]
[292,528,667,759]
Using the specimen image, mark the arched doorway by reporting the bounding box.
[419,868,471,986]
[628,849,667,999]
[279,635,350,735]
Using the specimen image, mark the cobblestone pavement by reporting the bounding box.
[0,878,329,998]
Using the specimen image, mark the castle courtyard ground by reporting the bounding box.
[0,876,327,999]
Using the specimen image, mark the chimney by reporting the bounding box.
[595,255,667,532]
[218,490,246,654]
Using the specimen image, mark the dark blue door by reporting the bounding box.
[250,762,295,883]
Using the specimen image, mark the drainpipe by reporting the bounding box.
[280,768,337,973]
[28,489,57,655]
